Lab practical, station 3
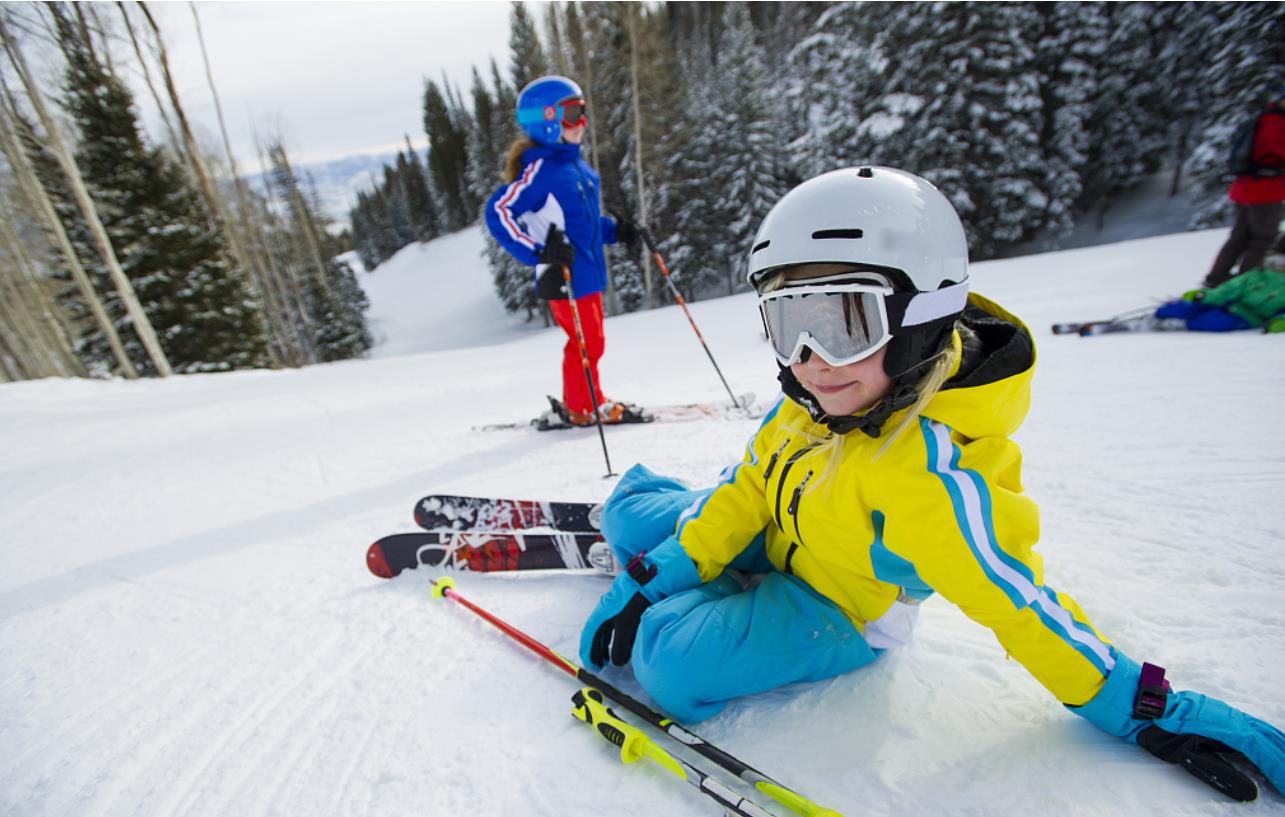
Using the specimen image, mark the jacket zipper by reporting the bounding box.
[763,439,789,482]
[774,444,819,533]
[572,165,602,278]
[787,470,813,544]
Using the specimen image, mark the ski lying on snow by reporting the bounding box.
[416,494,602,533]
[476,392,761,432]
[1052,316,1188,336]
[366,530,618,579]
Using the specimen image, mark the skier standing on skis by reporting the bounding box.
[485,75,640,427]
[1204,92,1285,288]
[579,167,1284,801]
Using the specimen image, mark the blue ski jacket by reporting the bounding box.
[485,142,618,298]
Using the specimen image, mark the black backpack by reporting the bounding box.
[1227,110,1285,177]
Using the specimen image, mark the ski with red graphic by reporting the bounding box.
[366,530,618,579]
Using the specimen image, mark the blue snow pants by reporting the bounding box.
[601,464,879,722]
[1154,300,1252,332]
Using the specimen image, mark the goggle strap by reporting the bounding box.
[886,282,968,329]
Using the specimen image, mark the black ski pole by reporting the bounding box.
[637,226,747,412]
[559,264,615,478]
[428,575,846,817]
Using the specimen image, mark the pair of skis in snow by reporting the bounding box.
[369,395,763,579]
[366,494,614,579]
[1051,304,1186,336]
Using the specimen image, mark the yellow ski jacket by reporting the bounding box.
[674,294,1114,706]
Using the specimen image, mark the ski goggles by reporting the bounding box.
[759,282,895,367]
[559,99,587,127]
[758,276,969,367]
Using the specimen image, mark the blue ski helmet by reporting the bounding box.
[516,75,586,145]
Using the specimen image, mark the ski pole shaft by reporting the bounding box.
[428,576,845,817]
[638,227,745,412]
[571,688,776,817]
[560,265,615,478]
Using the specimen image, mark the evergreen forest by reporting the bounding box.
[0,2,371,382]
[350,1,1285,320]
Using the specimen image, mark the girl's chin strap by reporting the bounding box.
[775,364,917,439]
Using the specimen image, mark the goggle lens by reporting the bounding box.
[560,101,586,126]
[759,285,892,367]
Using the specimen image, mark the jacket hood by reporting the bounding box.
[921,292,1035,439]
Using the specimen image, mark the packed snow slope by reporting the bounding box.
[2,226,1283,817]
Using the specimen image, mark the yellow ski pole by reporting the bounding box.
[430,576,845,817]
[572,687,777,817]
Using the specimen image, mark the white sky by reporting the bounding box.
[123,1,517,166]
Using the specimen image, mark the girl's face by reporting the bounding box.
[561,122,585,144]
[790,345,893,417]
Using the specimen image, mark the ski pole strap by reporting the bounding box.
[571,688,778,817]
[1132,662,1170,719]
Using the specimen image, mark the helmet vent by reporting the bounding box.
[811,229,864,240]
[752,240,771,253]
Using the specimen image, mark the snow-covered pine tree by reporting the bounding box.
[51,5,269,374]
[509,1,549,90]
[267,143,371,362]
[384,162,416,248]
[1077,2,1168,226]
[422,79,471,231]
[1182,3,1285,227]
[706,3,790,293]
[400,140,440,242]
[873,2,1050,259]
[786,2,897,181]
[1031,2,1106,248]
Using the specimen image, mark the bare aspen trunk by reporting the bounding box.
[187,1,297,366]
[116,2,187,169]
[626,6,653,308]
[135,3,269,348]
[0,61,141,377]
[0,206,79,377]
[268,143,334,303]
[1,17,171,376]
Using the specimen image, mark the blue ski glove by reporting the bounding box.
[1069,652,1285,801]
[579,536,702,670]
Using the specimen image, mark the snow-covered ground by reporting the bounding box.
[2,226,1283,817]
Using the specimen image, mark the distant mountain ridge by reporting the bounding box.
[242,148,413,230]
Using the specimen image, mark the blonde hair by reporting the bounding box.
[501,136,536,183]
[786,332,961,494]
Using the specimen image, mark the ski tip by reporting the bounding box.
[366,542,395,579]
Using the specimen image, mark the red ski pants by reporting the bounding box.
[548,292,606,415]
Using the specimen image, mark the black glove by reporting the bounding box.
[536,225,575,300]
[614,217,641,249]
[538,224,575,268]
[589,592,652,668]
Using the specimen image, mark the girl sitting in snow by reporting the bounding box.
[578,167,1284,802]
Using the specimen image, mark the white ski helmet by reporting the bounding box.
[748,166,970,380]
[748,166,968,294]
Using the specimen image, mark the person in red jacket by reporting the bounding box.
[1204,94,1285,288]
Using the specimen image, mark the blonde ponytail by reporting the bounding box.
[501,136,536,183]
